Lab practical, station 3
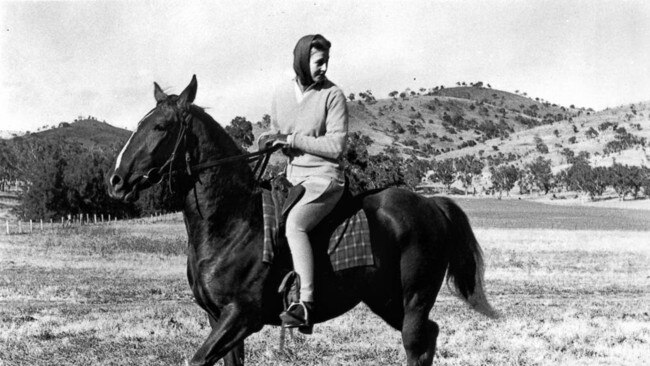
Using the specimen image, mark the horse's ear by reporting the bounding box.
[178,75,197,107]
[154,82,167,103]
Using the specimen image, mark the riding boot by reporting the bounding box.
[280,301,314,334]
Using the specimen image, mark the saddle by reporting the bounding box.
[260,175,374,308]
[268,175,306,237]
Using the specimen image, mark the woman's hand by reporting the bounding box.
[258,133,289,150]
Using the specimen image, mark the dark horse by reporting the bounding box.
[108,75,497,366]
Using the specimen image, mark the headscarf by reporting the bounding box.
[293,34,330,87]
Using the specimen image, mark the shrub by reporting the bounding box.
[584,127,599,139]
[534,136,549,154]
[598,121,616,131]
[604,132,647,154]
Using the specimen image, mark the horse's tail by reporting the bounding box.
[429,196,499,319]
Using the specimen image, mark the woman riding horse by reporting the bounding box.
[107,73,497,366]
[259,34,348,330]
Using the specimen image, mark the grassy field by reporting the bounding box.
[1,199,649,365]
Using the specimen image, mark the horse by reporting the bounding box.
[107,75,497,366]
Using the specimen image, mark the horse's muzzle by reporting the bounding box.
[108,173,138,202]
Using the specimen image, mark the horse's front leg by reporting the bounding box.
[190,302,259,366]
[206,315,245,366]
[223,342,245,366]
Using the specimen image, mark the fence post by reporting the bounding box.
[94,214,97,224]
[101,214,104,223]
[30,220,33,233]
[5,220,8,235]
[40,219,43,231]
[18,221,22,234]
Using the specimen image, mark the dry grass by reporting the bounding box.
[1,219,649,365]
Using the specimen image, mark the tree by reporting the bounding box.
[562,155,590,193]
[256,114,271,129]
[455,155,484,195]
[10,138,139,220]
[341,132,371,194]
[348,93,355,101]
[610,164,646,200]
[225,116,254,149]
[561,155,608,199]
[642,168,650,198]
[489,165,519,198]
[342,133,417,194]
[526,156,553,194]
[403,155,431,190]
[517,168,533,194]
[388,91,398,99]
[587,167,609,199]
[431,159,455,190]
[610,163,630,199]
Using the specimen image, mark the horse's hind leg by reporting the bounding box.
[367,282,441,366]
[364,259,444,366]
[402,314,439,366]
[400,245,447,366]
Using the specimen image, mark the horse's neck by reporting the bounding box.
[181,112,259,251]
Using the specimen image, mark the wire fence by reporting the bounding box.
[2,212,181,235]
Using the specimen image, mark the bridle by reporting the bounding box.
[138,104,281,193]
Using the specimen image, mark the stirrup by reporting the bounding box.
[280,301,313,333]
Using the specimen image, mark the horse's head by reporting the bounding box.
[108,75,198,202]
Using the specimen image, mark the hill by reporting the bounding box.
[343,86,645,159]
[253,85,648,185]
[0,130,26,140]
[5,118,132,151]
[343,86,577,156]
[3,85,648,202]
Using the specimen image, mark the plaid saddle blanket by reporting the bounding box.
[262,190,374,272]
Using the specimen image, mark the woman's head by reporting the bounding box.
[293,34,331,87]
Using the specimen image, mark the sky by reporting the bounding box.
[1,0,649,132]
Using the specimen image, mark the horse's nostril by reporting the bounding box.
[110,174,122,187]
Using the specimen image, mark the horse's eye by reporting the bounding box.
[153,124,167,132]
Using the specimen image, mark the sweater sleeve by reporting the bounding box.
[291,89,348,160]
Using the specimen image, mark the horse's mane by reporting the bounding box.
[160,94,244,155]
[188,104,246,155]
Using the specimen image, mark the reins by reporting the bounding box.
[140,106,281,192]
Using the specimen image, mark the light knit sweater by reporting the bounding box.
[268,77,349,182]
